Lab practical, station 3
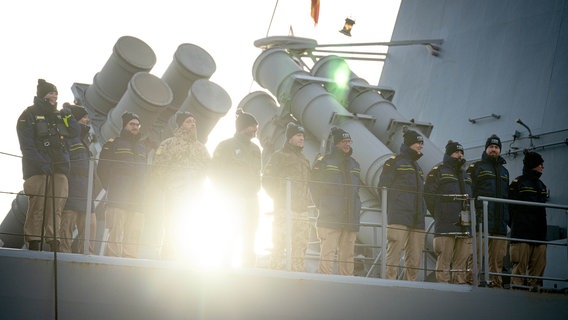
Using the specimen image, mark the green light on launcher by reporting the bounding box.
[331,65,350,90]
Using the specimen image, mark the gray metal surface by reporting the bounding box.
[381,0,568,207]
[0,248,566,320]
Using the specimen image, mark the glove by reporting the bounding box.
[41,164,53,176]
[60,108,72,128]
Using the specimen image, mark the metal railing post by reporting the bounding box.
[285,179,292,271]
[380,186,388,278]
[477,196,568,288]
[84,157,95,255]
[470,198,478,287]
[482,199,490,285]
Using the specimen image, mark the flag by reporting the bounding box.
[311,0,320,26]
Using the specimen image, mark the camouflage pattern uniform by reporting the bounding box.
[153,125,210,259]
[263,142,311,271]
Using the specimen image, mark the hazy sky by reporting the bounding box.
[0,0,400,220]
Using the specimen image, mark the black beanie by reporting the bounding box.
[37,79,58,98]
[235,109,258,132]
[331,127,351,145]
[122,112,140,128]
[63,102,88,121]
[285,122,304,140]
[485,134,502,149]
[523,150,544,169]
[175,111,194,127]
[403,130,424,146]
[445,140,464,156]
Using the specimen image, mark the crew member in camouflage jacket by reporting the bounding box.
[153,112,210,259]
[263,122,311,271]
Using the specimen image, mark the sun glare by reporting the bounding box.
[170,178,274,269]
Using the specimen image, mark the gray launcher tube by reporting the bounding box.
[253,48,394,193]
[155,44,217,134]
[239,91,387,257]
[312,56,443,174]
[100,72,173,143]
[85,36,156,115]
[237,91,321,165]
[175,79,231,144]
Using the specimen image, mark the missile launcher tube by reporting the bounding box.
[100,72,173,143]
[253,48,394,193]
[311,55,444,174]
[152,44,217,140]
[85,36,156,115]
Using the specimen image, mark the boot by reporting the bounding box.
[48,240,60,252]
[28,240,42,251]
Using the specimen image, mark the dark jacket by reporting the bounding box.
[424,155,473,235]
[378,144,426,229]
[262,142,311,213]
[64,119,92,212]
[97,129,147,211]
[508,168,547,243]
[310,147,361,232]
[467,152,510,235]
[211,133,261,198]
[16,97,75,179]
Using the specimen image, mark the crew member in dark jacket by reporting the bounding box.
[379,129,426,281]
[467,134,509,288]
[508,150,547,287]
[16,79,75,251]
[263,122,311,271]
[424,140,473,284]
[97,112,147,258]
[211,109,261,267]
[59,103,96,254]
[311,127,361,276]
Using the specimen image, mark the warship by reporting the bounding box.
[0,0,567,319]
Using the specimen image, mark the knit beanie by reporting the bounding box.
[485,134,502,149]
[122,112,140,128]
[445,140,464,156]
[63,102,88,121]
[235,109,258,132]
[403,130,424,146]
[37,79,58,98]
[331,127,351,145]
[175,111,194,128]
[523,150,544,169]
[285,122,304,140]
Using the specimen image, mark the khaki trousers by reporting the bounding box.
[433,236,472,284]
[510,243,547,286]
[476,232,507,287]
[317,227,358,275]
[104,207,144,258]
[23,174,68,243]
[385,224,425,281]
[60,209,96,254]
